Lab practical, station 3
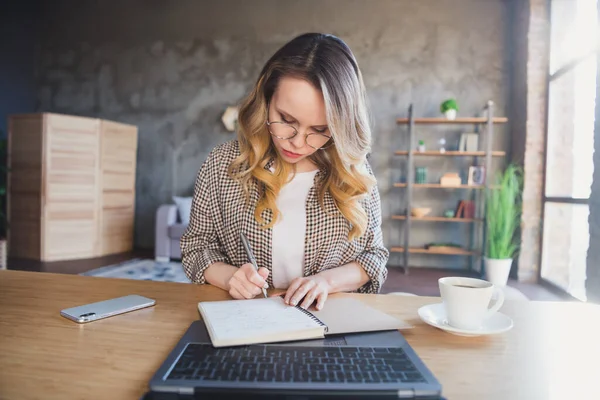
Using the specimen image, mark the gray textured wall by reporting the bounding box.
[0,3,39,135]
[511,0,548,282]
[34,0,512,268]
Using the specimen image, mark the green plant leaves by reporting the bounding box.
[485,164,523,259]
[440,99,459,113]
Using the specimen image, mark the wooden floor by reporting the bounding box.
[8,250,567,301]
[382,267,566,301]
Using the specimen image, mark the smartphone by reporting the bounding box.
[60,294,156,323]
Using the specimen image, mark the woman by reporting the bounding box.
[181,33,388,310]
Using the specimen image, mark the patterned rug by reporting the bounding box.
[80,258,192,283]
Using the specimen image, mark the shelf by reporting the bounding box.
[392,216,482,223]
[390,247,478,256]
[396,117,508,125]
[393,102,501,272]
[394,183,485,189]
[394,151,506,157]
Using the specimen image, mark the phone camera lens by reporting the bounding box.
[79,312,96,321]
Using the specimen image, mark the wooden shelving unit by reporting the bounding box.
[393,183,486,189]
[393,101,507,274]
[394,151,506,157]
[392,216,482,223]
[390,247,479,256]
[396,117,508,124]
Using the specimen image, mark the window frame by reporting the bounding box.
[538,0,598,300]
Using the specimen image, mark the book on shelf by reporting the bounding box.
[455,200,475,219]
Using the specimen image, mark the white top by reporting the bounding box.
[271,170,319,289]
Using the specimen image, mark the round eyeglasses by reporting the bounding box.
[266,120,334,150]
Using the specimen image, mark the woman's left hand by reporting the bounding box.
[283,275,331,310]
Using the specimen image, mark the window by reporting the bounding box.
[540,0,598,301]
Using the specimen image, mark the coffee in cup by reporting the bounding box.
[438,277,504,330]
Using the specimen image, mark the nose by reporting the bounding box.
[290,129,307,149]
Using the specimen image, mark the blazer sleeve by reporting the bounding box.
[180,147,230,284]
[355,162,390,294]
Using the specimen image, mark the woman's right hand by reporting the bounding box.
[227,263,270,299]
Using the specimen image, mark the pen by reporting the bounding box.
[240,232,268,298]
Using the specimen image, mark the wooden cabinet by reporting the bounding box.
[8,113,138,261]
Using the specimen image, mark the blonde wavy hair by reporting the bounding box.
[229,33,375,241]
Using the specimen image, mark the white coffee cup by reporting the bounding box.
[438,277,504,330]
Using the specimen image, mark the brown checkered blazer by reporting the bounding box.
[180,140,389,293]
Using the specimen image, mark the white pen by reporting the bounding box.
[240,232,268,298]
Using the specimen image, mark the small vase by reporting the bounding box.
[444,109,457,120]
[415,167,427,184]
[484,257,512,287]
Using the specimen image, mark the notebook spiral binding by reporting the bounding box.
[294,306,329,332]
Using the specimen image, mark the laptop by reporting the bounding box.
[145,320,443,399]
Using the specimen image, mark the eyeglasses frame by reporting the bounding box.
[266,119,334,150]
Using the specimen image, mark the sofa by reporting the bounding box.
[155,204,187,262]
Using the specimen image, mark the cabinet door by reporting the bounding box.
[99,121,137,256]
[43,114,100,261]
[7,114,44,259]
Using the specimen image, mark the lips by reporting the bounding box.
[282,149,303,158]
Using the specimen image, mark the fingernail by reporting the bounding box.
[291,300,297,306]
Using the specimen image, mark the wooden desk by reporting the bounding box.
[1,270,599,400]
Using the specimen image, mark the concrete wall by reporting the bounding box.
[510,0,549,282]
[0,2,39,135]
[30,0,512,267]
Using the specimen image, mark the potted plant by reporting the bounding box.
[484,163,523,286]
[440,99,459,120]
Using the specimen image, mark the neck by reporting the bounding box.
[293,158,319,173]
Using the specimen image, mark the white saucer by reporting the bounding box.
[418,303,514,337]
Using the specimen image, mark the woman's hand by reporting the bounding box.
[284,275,331,310]
[228,263,269,300]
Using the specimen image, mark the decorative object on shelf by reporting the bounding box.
[484,163,523,287]
[438,138,446,153]
[424,243,464,253]
[221,106,239,132]
[411,207,432,218]
[455,200,475,219]
[440,99,459,120]
[440,172,461,187]
[415,167,427,184]
[444,210,455,218]
[417,140,426,152]
[468,166,486,185]
[459,133,479,152]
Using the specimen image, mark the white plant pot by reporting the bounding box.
[444,109,457,120]
[484,257,512,287]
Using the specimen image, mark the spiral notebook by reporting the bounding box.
[197,295,412,347]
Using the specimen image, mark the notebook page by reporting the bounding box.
[310,296,413,335]
[198,296,324,344]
